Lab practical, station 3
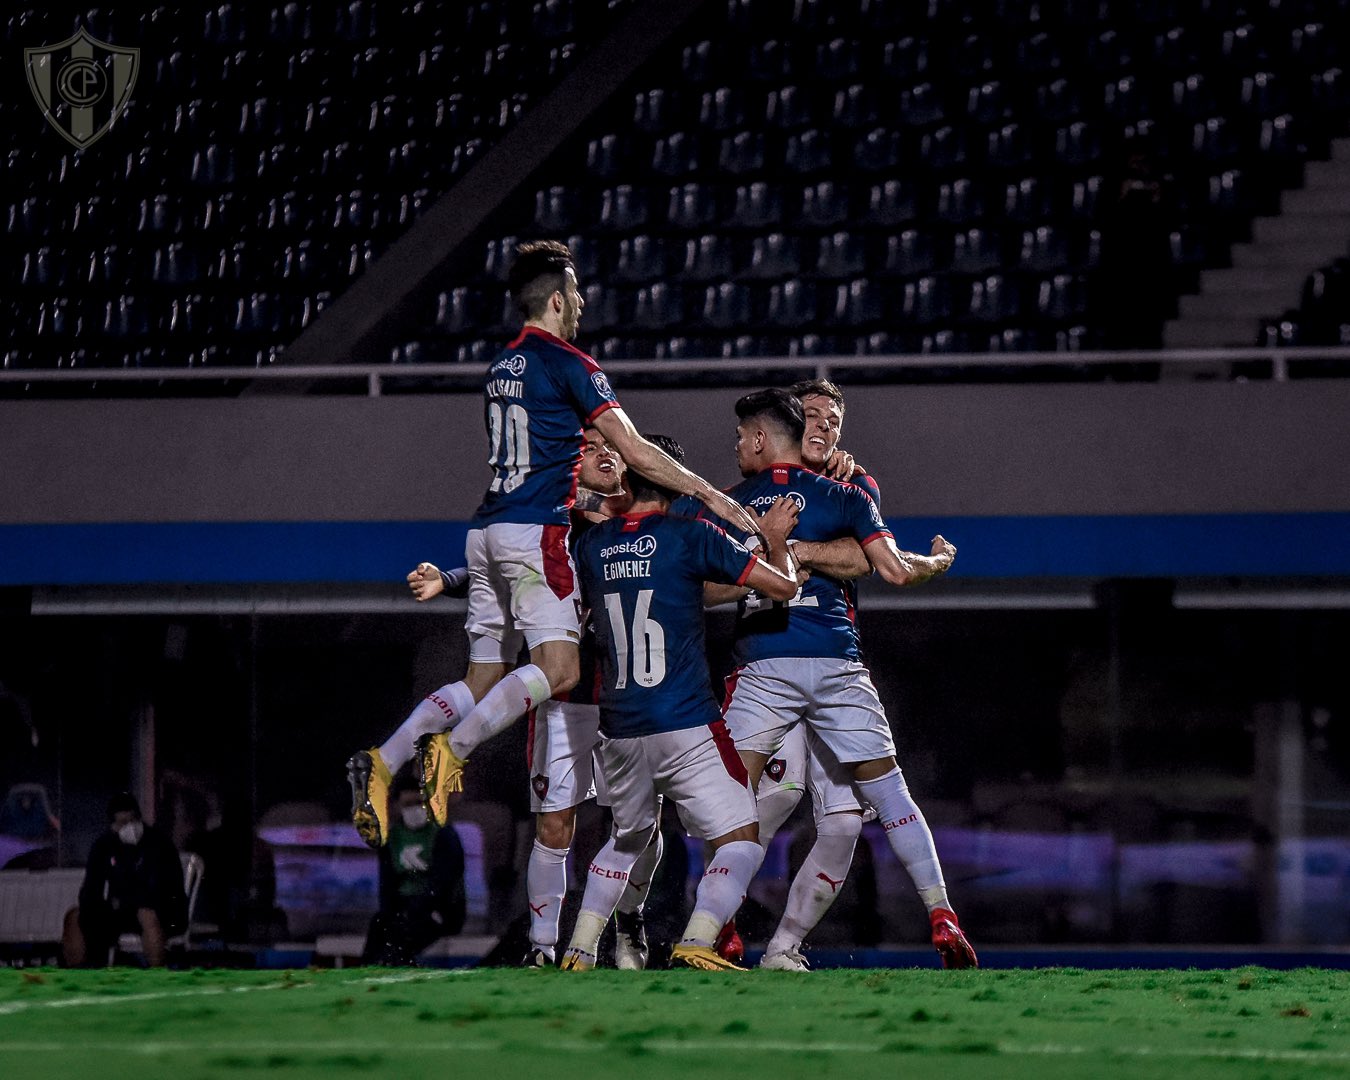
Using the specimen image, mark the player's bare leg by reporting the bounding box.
[853,754,977,969]
[524,804,577,966]
[670,822,764,972]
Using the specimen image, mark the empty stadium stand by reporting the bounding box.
[5,0,1349,376]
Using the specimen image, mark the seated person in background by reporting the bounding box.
[363,777,466,966]
[62,792,187,967]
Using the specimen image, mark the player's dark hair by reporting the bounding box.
[788,377,846,415]
[508,240,576,319]
[627,433,685,506]
[735,387,806,444]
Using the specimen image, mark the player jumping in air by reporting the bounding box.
[560,435,801,972]
[347,240,755,849]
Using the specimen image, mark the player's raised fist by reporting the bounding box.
[407,561,445,602]
[930,535,956,565]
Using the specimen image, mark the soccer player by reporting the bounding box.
[347,240,758,848]
[710,388,978,970]
[559,435,801,971]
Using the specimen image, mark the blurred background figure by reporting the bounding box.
[362,776,466,966]
[61,792,187,967]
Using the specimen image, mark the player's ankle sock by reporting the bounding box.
[449,664,552,759]
[616,829,663,915]
[566,839,640,956]
[767,812,861,952]
[754,785,803,848]
[377,680,476,769]
[680,840,763,948]
[856,767,950,912]
[526,840,569,956]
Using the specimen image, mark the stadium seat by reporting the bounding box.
[631,283,684,329]
[697,282,753,328]
[798,181,849,227]
[741,232,802,279]
[700,87,747,131]
[785,129,834,174]
[766,279,818,326]
[666,183,719,229]
[765,85,814,129]
[833,278,884,326]
[965,273,1022,323]
[719,131,767,175]
[597,185,649,231]
[652,132,701,177]
[936,179,983,224]
[854,128,904,172]
[728,182,784,229]
[863,180,919,226]
[951,227,1004,274]
[815,232,866,278]
[678,234,732,281]
[615,235,667,283]
[882,229,936,276]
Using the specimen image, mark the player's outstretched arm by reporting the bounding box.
[866,534,956,587]
[407,562,470,601]
[591,407,761,538]
[790,537,872,580]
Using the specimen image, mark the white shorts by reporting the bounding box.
[598,720,758,843]
[465,523,581,660]
[528,700,604,813]
[757,721,865,824]
[723,657,897,764]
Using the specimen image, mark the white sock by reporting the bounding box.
[377,680,476,769]
[616,829,663,915]
[755,785,803,848]
[680,840,763,948]
[449,664,553,759]
[526,840,569,956]
[855,766,950,912]
[766,812,861,955]
[566,838,640,957]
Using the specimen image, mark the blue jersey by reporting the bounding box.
[708,463,891,665]
[472,327,620,527]
[575,511,759,738]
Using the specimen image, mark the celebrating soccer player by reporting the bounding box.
[559,435,800,971]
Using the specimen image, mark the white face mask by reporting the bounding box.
[116,821,144,846]
[401,806,428,830]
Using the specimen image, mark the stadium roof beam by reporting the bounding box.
[250,0,713,394]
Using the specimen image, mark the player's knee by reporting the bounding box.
[535,811,575,850]
[816,810,863,839]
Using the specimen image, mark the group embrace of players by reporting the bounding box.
[346,240,977,972]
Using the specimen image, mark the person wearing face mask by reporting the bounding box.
[362,776,466,966]
[61,792,187,967]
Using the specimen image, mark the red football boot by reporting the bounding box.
[930,908,978,969]
[714,919,745,964]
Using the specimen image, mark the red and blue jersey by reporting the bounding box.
[575,511,759,738]
[710,463,891,665]
[472,327,620,527]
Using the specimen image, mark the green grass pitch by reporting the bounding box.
[2,965,1347,1079]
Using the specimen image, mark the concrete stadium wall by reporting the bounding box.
[2,381,1348,583]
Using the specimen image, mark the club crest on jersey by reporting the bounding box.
[492,353,527,376]
[531,774,550,800]
[765,758,787,782]
[591,371,615,399]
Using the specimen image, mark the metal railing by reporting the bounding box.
[2,346,1349,395]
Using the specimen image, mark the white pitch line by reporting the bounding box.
[0,1037,1346,1066]
[0,968,468,1017]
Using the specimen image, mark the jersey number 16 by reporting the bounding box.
[603,589,667,689]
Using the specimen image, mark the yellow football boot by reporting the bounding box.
[346,748,393,848]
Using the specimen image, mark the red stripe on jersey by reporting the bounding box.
[707,719,749,786]
[860,531,891,547]
[513,326,599,365]
[585,399,619,425]
[721,667,743,713]
[735,554,759,586]
[541,524,575,599]
[525,707,537,767]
